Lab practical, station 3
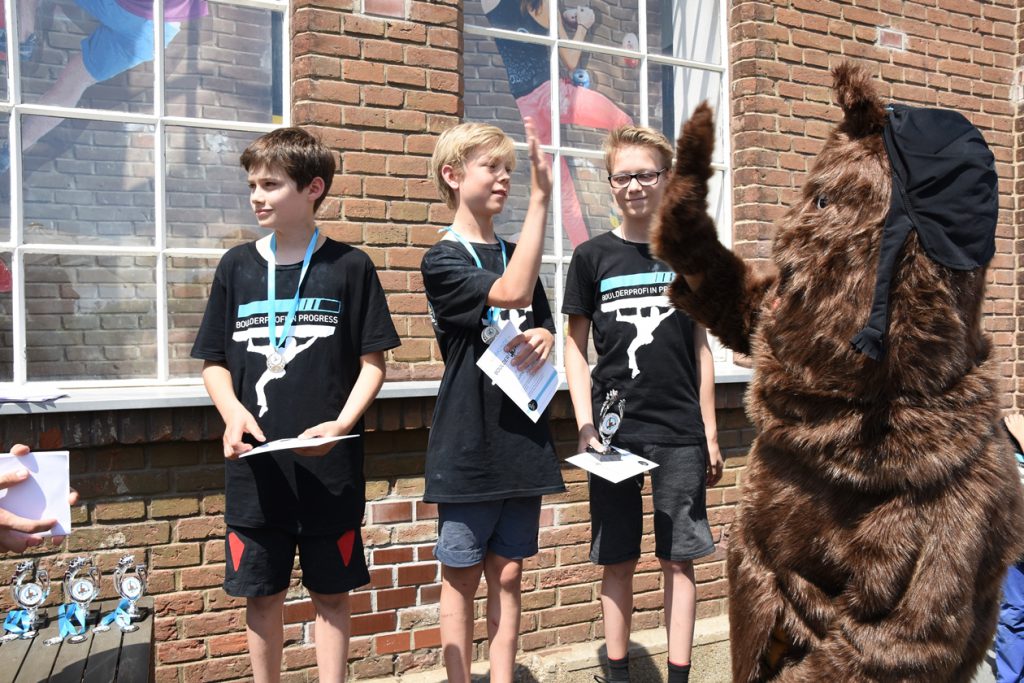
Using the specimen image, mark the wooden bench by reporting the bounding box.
[0,597,153,683]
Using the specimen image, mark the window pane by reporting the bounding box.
[0,253,12,382]
[165,3,285,123]
[464,0,554,36]
[25,254,157,380]
[0,7,9,101]
[558,51,638,152]
[554,152,614,251]
[557,0,639,51]
[0,112,9,241]
[463,30,544,142]
[22,117,154,246]
[166,126,258,249]
[648,0,722,65]
[168,255,217,378]
[21,0,162,115]
[647,64,724,165]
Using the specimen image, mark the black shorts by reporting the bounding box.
[224,525,370,597]
[589,442,715,565]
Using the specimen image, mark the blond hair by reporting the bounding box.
[603,125,673,174]
[431,122,516,209]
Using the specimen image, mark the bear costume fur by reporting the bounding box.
[651,63,1024,682]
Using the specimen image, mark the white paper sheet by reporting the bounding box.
[475,321,559,423]
[0,450,71,536]
[567,448,660,484]
[238,434,359,458]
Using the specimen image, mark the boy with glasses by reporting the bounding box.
[563,125,722,683]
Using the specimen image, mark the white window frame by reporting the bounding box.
[0,0,290,389]
[464,0,743,377]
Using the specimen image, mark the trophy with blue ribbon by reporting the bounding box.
[46,556,99,645]
[588,390,628,462]
[95,555,146,633]
[2,560,50,640]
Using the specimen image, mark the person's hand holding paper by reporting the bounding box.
[0,444,77,552]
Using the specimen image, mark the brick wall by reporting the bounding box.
[0,385,748,681]
[729,0,1020,400]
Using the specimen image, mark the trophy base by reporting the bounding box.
[120,623,139,633]
[586,445,630,462]
[67,633,89,644]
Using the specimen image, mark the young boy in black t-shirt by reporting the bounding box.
[191,128,400,682]
[421,119,565,683]
[562,126,723,683]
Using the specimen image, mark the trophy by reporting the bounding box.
[2,560,50,640]
[588,390,627,462]
[108,555,146,631]
[46,556,99,645]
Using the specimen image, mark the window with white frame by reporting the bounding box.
[463,0,731,370]
[0,0,287,387]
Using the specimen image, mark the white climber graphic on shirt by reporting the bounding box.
[481,305,531,333]
[599,272,675,379]
[232,297,342,417]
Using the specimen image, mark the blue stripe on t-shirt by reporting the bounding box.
[237,297,342,317]
[599,271,674,293]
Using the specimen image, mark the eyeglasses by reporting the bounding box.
[607,168,667,189]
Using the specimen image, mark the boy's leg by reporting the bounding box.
[484,496,543,683]
[600,558,639,661]
[307,591,351,683]
[661,559,696,669]
[648,444,716,681]
[224,526,296,683]
[247,591,288,683]
[440,561,485,682]
[435,502,503,683]
[589,464,644,679]
[297,529,371,683]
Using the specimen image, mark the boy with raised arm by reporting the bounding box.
[420,119,565,683]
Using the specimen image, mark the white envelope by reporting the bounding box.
[0,450,71,536]
[238,434,359,458]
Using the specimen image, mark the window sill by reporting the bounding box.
[0,363,752,416]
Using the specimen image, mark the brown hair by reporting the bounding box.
[603,125,674,174]
[240,127,335,212]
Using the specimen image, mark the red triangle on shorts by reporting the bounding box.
[337,530,355,567]
[228,532,245,572]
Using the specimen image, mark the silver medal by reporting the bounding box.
[481,325,499,344]
[267,352,285,372]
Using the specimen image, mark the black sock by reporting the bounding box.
[668,660,690,683]
[606,654,630,682]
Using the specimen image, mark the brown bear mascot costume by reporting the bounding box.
[652,62,1024,682]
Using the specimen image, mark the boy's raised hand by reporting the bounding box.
[523,116,553,199]
[506,327,554,374]
[223,407,265,459]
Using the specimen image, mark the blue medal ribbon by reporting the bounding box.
[267,228,319,356]
[98,599,132,629]
[441,226,508,327]
[4,609,30,634]
[57,603,87,638]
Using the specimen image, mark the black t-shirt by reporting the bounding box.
[420,238,565,503]
[562,231,705,445]
[486,0,550,99]
[191,238,400,534]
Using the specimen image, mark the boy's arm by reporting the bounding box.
[566,314,600,454]
[297,351,387,456]
[694,325,722,485]
[487,116,552,309]
[202,360,265,459]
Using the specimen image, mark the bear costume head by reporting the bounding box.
[652,62,1024,682]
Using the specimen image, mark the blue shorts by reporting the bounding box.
[435,497,543,568]
[76,0,181,81]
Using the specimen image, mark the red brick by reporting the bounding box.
[376,631,411,655]
[397,563,438,586]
